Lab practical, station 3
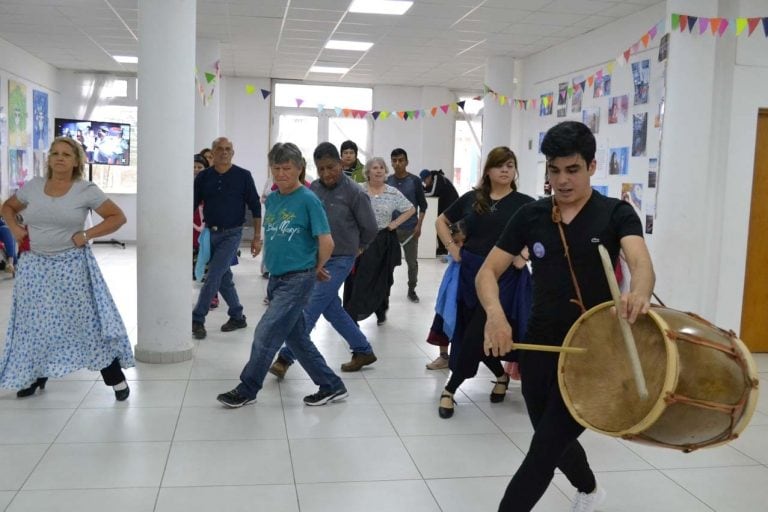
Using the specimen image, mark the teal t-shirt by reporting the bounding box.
[264,186,330,276]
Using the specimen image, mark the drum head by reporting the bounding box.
[559,302,673,436]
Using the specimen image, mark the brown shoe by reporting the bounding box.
[268,356,291,379]
[426,354,449,370]
[341,352,377,372]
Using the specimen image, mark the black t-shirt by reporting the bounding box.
[496,192,643,345]
[444,190,534,257]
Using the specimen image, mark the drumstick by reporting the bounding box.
[513,343,587,354]
[597,244,649,399]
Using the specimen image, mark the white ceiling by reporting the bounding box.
[0,0,662,90]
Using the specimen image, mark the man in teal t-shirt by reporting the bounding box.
[217,142,348,408]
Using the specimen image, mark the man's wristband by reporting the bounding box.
[82,231,89,241]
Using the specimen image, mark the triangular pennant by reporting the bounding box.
[457,100,466,110]
[596,70,603,80]
[679,15,688,32]
[499,95,507,106]
[641,33,650,47]
[587,75,595,87]
[623,49,631,62]
[699,17,710,34]
[342,108,351,117]
[440,104,449,114]
[380,111,389,120]
[397,111,405,120]
[567,85,574,96]
[245,84,256,95]
[372,111,380,120]
[671,13,680,31]
[522,100,528,110]
[334,107,342,116]
[631,42,639,53]
[483,84,491,94]
[710,17,721,35]
[719,18,729,36]
[413,110,420,119]
[736,17,748,36]
[687,15,698,32]
[763,17,768,37]
[296,98,304,108]
[748,17,760,36]
[316,104,325,113]
[450,103,459,112]
[657,19,666,35]
[531,99,537,109]
[649,24,658,39]
[607,61,615,74]
[261,89,271,99]
[408,110,416,119]
[205,72,216,84]
[431,106,438,117]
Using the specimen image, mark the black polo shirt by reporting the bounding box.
[496,191,643,345]
[194,164,261,229]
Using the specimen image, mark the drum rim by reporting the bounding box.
[558,301,679,437]
[728,334,760,441]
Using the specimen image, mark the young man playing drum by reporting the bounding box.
[477,121,655,512]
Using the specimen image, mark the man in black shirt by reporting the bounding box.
[477,122,655,512]
[192,137,262,340]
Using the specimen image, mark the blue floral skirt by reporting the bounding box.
[0,247,135,389]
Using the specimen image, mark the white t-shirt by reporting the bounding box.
[16,177,107,255]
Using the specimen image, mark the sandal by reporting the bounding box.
[438,391,455,419]
[490,375,510,403]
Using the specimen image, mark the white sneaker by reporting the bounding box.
[570,484,606,512]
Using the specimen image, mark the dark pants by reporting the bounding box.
[100,358,126,386]
[498,352,595,512]
[445,306,505,393]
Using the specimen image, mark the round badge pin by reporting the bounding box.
[533,242,545,258]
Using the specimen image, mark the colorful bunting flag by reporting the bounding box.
[205,72,216,84]
[440,104,449,114]
[295,98,304,108]
[710,17,721,35]
[680,15,688,32]
[457,100,466,110]
[672,13,680,30]
[699,17,710,34]
[641,33,650,47]
[431,106,438,117]
[719,18,729,36]
[763,17,768,37]
[687,16,698,32]
[334,107,342,117]
[372,111,381,120]
[245,84,256,95]
[261,89,271,99]
[736,17,748,36]
[747,17,760,36]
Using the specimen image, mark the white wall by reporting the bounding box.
[716,0,768,331]
[513,0,768,334]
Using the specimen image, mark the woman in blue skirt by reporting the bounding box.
[0,136,135,400]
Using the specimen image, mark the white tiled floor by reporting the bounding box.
[0,246,766,512]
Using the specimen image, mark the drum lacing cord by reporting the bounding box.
[624,432,737,453]
[552,197,586,314]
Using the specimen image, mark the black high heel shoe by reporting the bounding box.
[438,391,456,419]
[17,377,48,398]
[490,375,510,403]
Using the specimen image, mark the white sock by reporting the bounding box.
[113,381,128,391]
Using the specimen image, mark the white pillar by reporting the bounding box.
[195,38,221,152]
[419,86,455,179]
[482,57,519,155]
[135,0,196,363]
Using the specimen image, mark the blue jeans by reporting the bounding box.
[237,270,344,399]
[279,255,373,364]
[192,227,243,324]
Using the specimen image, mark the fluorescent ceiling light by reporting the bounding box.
[325,40,374,51]
[349,0,413,15]
[113,55,138,64]
[310,66,349,74]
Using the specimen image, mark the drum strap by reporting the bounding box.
[551,197,586,314]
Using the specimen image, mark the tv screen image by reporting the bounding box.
[54,118,131,166]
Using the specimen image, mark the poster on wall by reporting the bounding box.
[539,93,553,116]
[8,80,29,148]
[557,82,568,117]
[658,33,669,62]
[608,147,629,175]
[594,74,611,98]
[571,80,585,113]
[582,107,600,134]
[33,90,49,151]
[9,149,28,189]
[592,185,609,196]
[33,151,47,178]
[621,182,643,215]
[632,112,648,156]
[648,158,658,188]
[608,95,629,124]
[632,59,650,105]
[538,131,545,154]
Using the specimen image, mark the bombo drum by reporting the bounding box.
[558,303,759,452]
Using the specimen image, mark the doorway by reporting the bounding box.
[740,109,768,352]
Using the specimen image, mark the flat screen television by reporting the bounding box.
[54,118,131,166]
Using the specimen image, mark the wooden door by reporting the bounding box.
[741,109,768,352]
